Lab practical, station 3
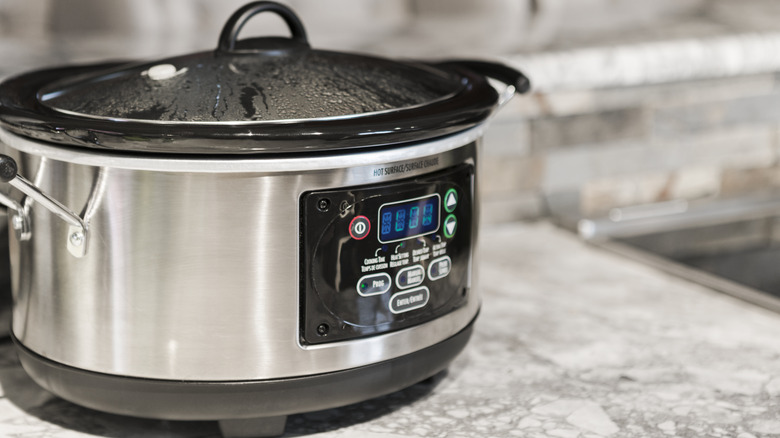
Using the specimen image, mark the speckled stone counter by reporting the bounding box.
[0,221,779,437]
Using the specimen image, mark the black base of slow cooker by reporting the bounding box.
[13,318,474,437]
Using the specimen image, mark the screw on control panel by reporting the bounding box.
[317,198,330,212]
[339,200,350,213]
[316,323,330,336]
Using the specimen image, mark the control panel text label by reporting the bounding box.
[373,157,440,177]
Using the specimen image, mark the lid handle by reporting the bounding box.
[217,1,309,53]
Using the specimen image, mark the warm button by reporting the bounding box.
[428,255,452,281]
[389,286,430,314]
[356,273,392,296]
[396,265,425,289]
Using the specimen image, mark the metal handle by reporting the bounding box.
[0,154,88,257]
[217,1,309,53]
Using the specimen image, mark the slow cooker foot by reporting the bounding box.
[218,416,287,437]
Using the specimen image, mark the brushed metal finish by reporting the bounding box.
[2,129,482,381]
[8,174,85,231]
[6,172,89,257]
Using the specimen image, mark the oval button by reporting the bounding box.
[395,265,425,289]
[389,287,430,314]
[428,255,452,281]
[356,273,392,297]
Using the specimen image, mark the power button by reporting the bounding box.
[349,216,371,240]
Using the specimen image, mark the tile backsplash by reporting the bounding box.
[483,72,780,223]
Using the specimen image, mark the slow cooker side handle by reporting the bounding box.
[0,154,89,257]
[438,60,530,93]
[433,60,531,108]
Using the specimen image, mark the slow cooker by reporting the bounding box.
[0,2,529,436]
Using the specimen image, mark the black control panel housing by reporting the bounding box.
[300,164,474,344]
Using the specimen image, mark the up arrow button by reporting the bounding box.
[443,214,458,239]
[444,189,458,213]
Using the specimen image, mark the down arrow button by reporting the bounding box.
[443,214,457,239]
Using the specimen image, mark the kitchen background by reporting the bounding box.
[2,0,780,224]
[2,2,780,438]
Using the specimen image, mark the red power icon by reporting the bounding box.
[349,216,371,240]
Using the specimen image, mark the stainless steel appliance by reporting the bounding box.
[0,2,529,436]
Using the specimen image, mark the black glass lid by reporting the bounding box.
[39,50,460,124]
[0,2,527,155]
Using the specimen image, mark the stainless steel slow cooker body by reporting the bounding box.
[0,126,481,383]
[0,126,485,427]
[0,1,529,434]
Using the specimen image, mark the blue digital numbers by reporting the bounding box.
[422,203,434,227]
[381,211,392,235]
[378,195,440,243]
[409,206,420,230]
[395,209,406,232]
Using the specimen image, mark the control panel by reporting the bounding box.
[300,164,474,344]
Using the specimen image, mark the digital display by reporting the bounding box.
[378,194,440,243]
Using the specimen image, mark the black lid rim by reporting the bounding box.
[0,61,499,155]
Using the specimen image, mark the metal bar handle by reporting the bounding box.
[0,154,88,257]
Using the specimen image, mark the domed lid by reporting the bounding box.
[0,2,528,154]
[39,48,459,124]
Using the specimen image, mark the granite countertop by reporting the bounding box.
[0,221,778,437]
